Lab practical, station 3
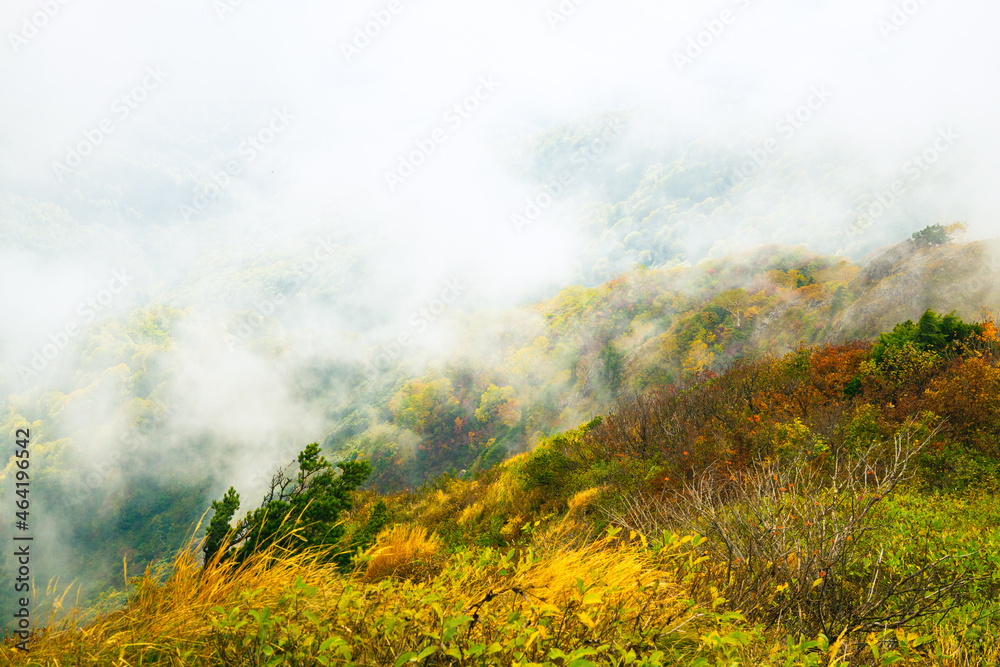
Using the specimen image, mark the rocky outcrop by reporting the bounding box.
[831,238,1000,341]
[851,239,917,289]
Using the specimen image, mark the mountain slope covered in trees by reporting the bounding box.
[5,303,1000,664]
[1,228,998,642]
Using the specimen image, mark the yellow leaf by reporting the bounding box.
[577,611,597,629]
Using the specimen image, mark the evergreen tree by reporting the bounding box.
[203,443,371,566]
[916,310,946,350]
[202,487,240,565]
[911,224,950,247]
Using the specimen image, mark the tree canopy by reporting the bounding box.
[911,224,950,247]
[870,309,984,367]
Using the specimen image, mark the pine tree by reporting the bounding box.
[202,443,371,567]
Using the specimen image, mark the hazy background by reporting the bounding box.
[3,0,997,333]
[1,0,999,614]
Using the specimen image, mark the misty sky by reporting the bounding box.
[2,0,999,481]
[3,0,998,317]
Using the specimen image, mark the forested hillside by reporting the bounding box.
[344,228,999,489]
[2,225,999,647]
[505,113,946,284]
[5,303,1000,664]
[5,0,1000,662]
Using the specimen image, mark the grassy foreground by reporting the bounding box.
[3,484,1000,666]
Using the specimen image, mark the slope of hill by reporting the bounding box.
[1,231,998,643]
[5,308,1000,665]
[341,232,1000,489]
[833,236,1000,340]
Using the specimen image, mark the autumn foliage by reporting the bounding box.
[6,311,1000,665]
[572,310,1000,496]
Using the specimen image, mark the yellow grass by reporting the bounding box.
[567,485,606,515]
[360,523,441,584]
[5,505,995,665]
[1,543,335,666]
[456,499,484,525]
[0,526,704,666]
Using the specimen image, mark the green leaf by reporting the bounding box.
[416,646,438,660]
[465,643,486,657]
[393,651,418,667]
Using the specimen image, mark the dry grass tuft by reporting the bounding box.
[361,523,442,584]
[567,485,605,515]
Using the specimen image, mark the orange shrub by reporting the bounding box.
[924,356,1000,452]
